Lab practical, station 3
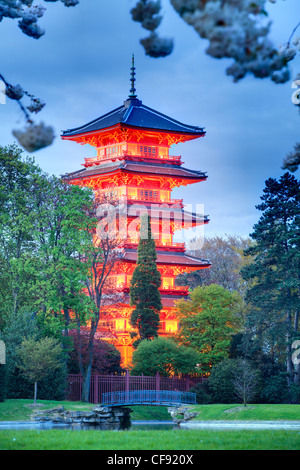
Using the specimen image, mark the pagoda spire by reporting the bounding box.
[129,54,137,99]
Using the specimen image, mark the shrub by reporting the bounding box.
[68,330,123,375]
[208,359,244,403]
[260,373,290,404]
[189,381,212,404]
[130,337,201,377]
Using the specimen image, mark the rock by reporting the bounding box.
[168,406,198,424]
[35,405,133,430]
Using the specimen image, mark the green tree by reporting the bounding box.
[175,284,241,374]
[241,173,300,387]
[28,172,95,342]
[130,214,162,348]
[67,330,123,375]
[232,359,260,407]
[16,336,63,404]
[0,145,121,402]
[0,309,39,398]
[208,358,261,405]
[130,337,200,377]
[75,196,124,402]
[0,144,42,317]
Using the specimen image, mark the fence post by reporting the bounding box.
[186,376,190,392]
[156,372,160,403]
[156,372,160,391]
[94,375,99,403]
[126,369,129,402]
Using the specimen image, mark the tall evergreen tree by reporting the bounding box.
[130,214,162,348]
[241,173,300,387]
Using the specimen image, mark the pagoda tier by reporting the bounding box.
[62,59,210,366]
[61,95,205,147]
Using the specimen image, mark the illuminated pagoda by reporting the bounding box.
[62,57,211,366]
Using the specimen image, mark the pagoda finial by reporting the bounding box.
[129,54,137,99]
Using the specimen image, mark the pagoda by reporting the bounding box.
[62,57,211,366]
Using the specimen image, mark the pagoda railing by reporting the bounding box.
[126,196,183,207]
[124,240,185,251]
[107,284,189,295]
[83,152,182,167]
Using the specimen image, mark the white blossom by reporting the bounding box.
[282,143,300,173]
[140,32,173,57]
[293,36,300,51]
[0,0,80,38]
[27,98,45,113]
[12,122,55,152]
[61,0,79,6]
[5,83,24,100]
[131,0,173,56]
[166,0,297,82]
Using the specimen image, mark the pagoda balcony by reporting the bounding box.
[159,286,189,295]
[108,283,189,296]
[83,152,183,167]
[124,240,185,252]
[124,153,182,165]
[157,330,176,336]
[127,196,183,208]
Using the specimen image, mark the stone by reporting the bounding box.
[168,406,198,424]
[35,405,133,430]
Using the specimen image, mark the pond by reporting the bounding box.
[0,420,176,431]
[1,420,300,431]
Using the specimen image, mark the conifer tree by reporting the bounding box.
[241,173,300,387]
[130,214,162,348]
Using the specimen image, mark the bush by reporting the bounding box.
[130,337,200,377]
[259,373,290,404]
[208,359,239,403]
[189,381,212,404]
[68,330,123,375]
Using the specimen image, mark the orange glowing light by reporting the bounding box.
[62,90,210,367]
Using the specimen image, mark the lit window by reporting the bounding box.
[106,146,118,155]
[139,189,158,201]
[139,146,157,156]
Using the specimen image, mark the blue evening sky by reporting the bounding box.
[0,0,299,242]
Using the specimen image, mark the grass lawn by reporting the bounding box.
[0,428,299,450]
[1,399,299,422]
[0,400,299,450]
[0,399,171,422]
[188,403,300,421]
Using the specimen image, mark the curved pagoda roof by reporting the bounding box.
[62,97,205,139]
[62,55,205,141]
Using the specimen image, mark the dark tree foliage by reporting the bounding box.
[130,215,162,348]
[241,173,300,387]
[68,330,123,375]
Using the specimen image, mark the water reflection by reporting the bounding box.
[131,421,175,431]
[0,420,176,431]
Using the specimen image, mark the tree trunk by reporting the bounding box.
[81,362,92,403]
[294,361,300,386]
[81,321,98,403]
[34,381,37,405]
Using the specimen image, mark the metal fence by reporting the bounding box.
[66,372,204,404]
